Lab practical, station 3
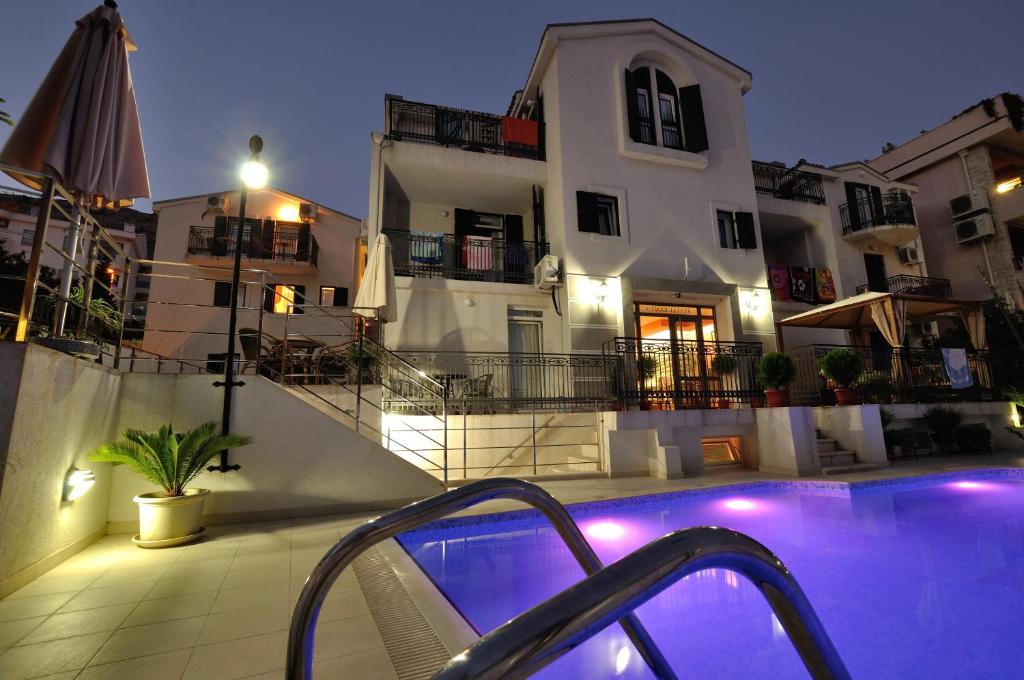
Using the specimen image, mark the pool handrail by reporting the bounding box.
[432,525,852,680]
[285,477,677,680]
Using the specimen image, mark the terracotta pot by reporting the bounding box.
[833,387,861,406]
[764,388,790,407]
[717,398,731,410]
[133,489,209,548]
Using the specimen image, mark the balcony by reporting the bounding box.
[855,275,952,298]
[790,344,998,406]
[186,224,318,270]
[385,98,544,161]
[840,191,918,248]
[752,162,826,205]
[385,229,547,285]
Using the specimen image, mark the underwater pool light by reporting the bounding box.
[585,521,625,540]
[723,498,756,511]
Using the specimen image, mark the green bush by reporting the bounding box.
[924,406,962,453]
[954,423,992,454]
[639,356,658,381]
[710,354,737,376]
[858,371,895,404]
[756,352,796,389]
[819,349,864,388]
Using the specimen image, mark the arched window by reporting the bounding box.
[625,67,655,145]
[655,70,683,150]
[624,61,708,153]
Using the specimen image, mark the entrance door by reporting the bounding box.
[636,303,718,408]
[864,253,888,292]
[508,309,543,404]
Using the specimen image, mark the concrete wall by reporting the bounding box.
[884,401,1024,453]
[108,373,443,530]
[813,404,888,467]
[0,344,121,597]
[755,407,820,476]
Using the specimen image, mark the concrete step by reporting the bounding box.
[817,450,856,467]
[821,463,883,476]
[816,438,838,452]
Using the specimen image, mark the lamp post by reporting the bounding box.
[212,135,268,473]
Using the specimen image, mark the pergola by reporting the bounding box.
[775,291,986,350]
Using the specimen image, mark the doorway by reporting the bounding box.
[635,303,719,408]
[508,309,543,402]
[864,254,888,292]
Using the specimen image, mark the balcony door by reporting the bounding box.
[636,303,718,408]
[508,309,543,403]
[864,253,887,293]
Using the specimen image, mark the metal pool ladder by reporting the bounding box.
[286,478,850,680]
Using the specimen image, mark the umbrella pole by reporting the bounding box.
[54,196,86,336]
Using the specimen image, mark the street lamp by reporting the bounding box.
[213,134,267,473]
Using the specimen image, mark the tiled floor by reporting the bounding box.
[2,454,1021,680]
[0,514,390,680]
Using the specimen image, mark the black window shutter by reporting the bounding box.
[869,186,884,225]
[212,216,228,256]
[735,212,757,249]
[296,224,310,261]
[261,219,275,256]
[213,281,232,307]
[503,214,524,242]
[293,285,306,315]
[717,212,730,248]
[576,191,598,233]
[453,208,474,237]
[844,183,862,229]
[263,286,275,312]
[679,85,708,152]
[333,287,348,307]
[625,69,641,142]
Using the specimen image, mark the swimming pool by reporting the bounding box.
[397,470,1024,678]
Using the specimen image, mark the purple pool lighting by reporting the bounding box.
[398,472,1024,678]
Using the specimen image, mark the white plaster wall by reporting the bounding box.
[755,407,819,476]
[813,405,888,466]
[107,373,443,529]
[0,344,121,596]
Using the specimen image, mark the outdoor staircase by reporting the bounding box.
[815,430,881,476]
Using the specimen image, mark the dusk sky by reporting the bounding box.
[1,0,1021,216]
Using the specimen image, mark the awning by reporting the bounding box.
[777,291,987,349]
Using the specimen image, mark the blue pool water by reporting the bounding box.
[397,471,1024,678]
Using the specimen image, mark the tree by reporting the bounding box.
[0,97,11,126]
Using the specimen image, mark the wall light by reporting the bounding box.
[62,468,96,502]
[996,177,1021,194]
[744,291,763,315]
[277,204,300,222]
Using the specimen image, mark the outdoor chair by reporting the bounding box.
[460,373,494,414]
[238,327,285,379]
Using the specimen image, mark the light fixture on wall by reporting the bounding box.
[997,177,1021,194]
[744,290,763,315]
[62,467,95,502]
[277,204,300,222]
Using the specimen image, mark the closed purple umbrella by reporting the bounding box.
[0,0,149,206]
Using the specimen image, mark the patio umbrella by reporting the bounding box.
[354,233,397,322]
[0,1,150,332]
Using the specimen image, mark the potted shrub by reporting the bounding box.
[857,371,895,404]
[91,422,251,548]
[923,406,962,455]
[819,348,864,406]
[954,423,992,454]
[710,354,737,409]
[638,355,658,410]
[756,352,796,407]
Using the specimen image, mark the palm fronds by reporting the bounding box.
[91,422,252,496]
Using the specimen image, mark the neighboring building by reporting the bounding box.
[0,189,153,319]
[868,93,1024,305]
[142,187,363,370]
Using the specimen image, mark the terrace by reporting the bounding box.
[751,161,826,205]
[385,229,547,284]
[186,221,319,269]
[840,190,919,248]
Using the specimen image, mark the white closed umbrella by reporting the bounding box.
[353,233,397,322]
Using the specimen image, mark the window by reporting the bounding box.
[320,286,348,307]
[625,65,707,153]
[717,210,756,250]
[264,284,305,314]
[213,281,244,308]
[656,70,683,150]
[577,192,620,237]
[21,229,34,246]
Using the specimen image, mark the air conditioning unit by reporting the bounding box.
[910,321,935,337]
[299,203,318,222]
[954,213,995,244]
[533,255,562,290]
[206,195,229,213]
[897,244,922,265]
[949,190,989,220]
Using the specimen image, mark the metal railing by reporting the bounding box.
[286,478,676,680]
[752,161,827,205]
[604,337,764,409]
[434,525,851,680]
[388,350,616,413]
[385,229,548,284]
[840,191,916,234]
[789,344,998,406]
[187,224,319,267]
[385,97,545,160]
[855,274,952,298]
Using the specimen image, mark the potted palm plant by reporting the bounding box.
[819,348,864,406]
[638,355,658,410]
[91,422,251,548]
[710,354,738,409]
[756,352,796,407]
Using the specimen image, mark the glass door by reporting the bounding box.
[636,304,719,409]
[508,310,543,403]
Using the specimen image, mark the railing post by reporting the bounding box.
[463,397,468,479]
[256,272,266,377]
[442,387,449,487]
[77,220,101,339]
[113,260,131,369]
[15,177,55,342]
[531,405,538,476]
[354,329,363,432]
[282,305,291,384]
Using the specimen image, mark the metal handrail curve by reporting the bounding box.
[286,478,676,680]
[433,526,851,680]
